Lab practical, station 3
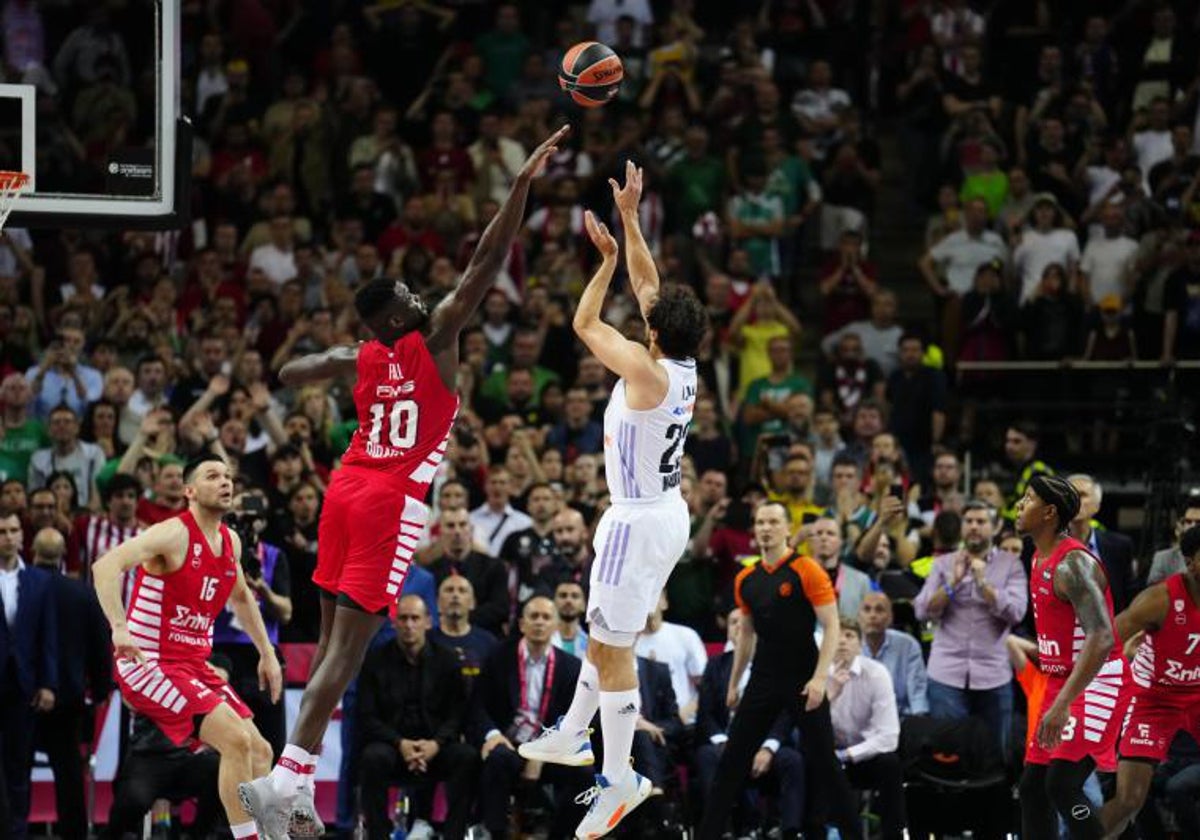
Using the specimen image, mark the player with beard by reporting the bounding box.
[92,455,281,840]
[1016,474,1127,840]
[239,127,569,839]
[1100,526,1200,835]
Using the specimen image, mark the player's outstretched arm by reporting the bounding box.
[278,344,360,387]
[92,518,188,663]
[1038,550,1116,747]
[610,160,660,320]
[427,125,569,353]
[573,210,665,398]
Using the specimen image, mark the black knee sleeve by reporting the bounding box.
[1046,759,1103,839]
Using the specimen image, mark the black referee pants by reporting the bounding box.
[697,674,863,840]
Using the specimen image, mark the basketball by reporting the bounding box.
[559,41,623,108]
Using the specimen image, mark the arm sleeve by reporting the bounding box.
[734,566,754,614]
[989,555,1028,625]
[912,558,944,620]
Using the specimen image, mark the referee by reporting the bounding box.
[697,501,863,840]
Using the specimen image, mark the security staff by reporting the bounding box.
[697,501,862,840]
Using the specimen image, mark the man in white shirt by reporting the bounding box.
[791,60,852,161]
[469,466,533,558]
[635,591,708,724]
[919,197,1009,297]
[1012,194,1080,304]
[468,112,529,205]
[1132,96,1173,177]
[930,0,985,74]
[247,215,298,287]
[28,406,107,509]
[828,618,905,840]
[820,290,904,376]
[1079,202,1138,307]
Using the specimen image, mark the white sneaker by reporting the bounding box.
[517,718,595,766]
[408,818,435,840]
[237,776,292,840]
[573,772,652,839]
[288,786,325,836]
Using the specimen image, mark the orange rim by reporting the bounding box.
[0,171,30,191]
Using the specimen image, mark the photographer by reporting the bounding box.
[213,488,292,755]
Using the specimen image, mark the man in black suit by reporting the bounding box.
[630,656,683,791]
[695,609,805,837]
[30,528,112,840]
[1068,474,1137,610]
[470,596,591,839]
[0,512,58,840]
[358,594,478,840]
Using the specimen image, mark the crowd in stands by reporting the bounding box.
[2,0,1200,838]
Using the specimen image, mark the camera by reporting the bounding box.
[225,495,268,578]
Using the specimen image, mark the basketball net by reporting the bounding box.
[0,171,31,233]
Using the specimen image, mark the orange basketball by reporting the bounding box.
[559,41,623,108]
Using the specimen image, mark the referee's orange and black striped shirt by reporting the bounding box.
[734,552,836,682]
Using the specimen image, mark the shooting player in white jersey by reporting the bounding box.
[519,162,709,838]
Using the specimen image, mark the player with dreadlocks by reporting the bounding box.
[1015,474,1129,839]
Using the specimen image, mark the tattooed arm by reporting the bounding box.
[1037,550,1116,748]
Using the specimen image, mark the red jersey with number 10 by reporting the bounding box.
[340,333,459,489]
[124,511,238,665]
[1030,536,1121,678]
[1131,573,1200,692]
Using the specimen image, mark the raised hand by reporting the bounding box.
[609,159,643,216]
[583,210,618,259]
[520,124,571,180]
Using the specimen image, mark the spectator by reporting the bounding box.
[25,327,103,420]
[470,596,590,840]
[1067,474,1136,611]
[0,373,47,485]
[695,607,805,837]
[684,395,735,478]
[791,59,851,162]
[429,574,498,689]
[428,507,510,636]
[629,654,682,800]
[475,4,531,99]
[919,196,1009,302]
[817,332,886,426]
[587,0,653,49]
[828,618,905,839]
[1012,193,1081,304]
[0,512,57,840]
[469,466,534,558]
[821,290,904,378]
[550,579,588,659]
[1001,420,1054,522]
[358,595,477,840]
[1147,499,1200,584]
[1020,263,1085,361]
[131,453,187,526]
[1131,97,1173,175]
[66,472,140,579]
[666,125,725,231]
[914,501,1027,751]
[728,282,802,401]
[1079,202,1138,308]
[635,591,708,724]
[479,329,561,407]
[726,162,786,279]
[1162,232,1200,363]
[545,387,603,463]
[27,406,105,510]
[741,336,813,454]
[762,454,822,529]
[858,593,929,716]
[1147,123,1199,214]
[247,215,299,287]
[534,506,593,595]
[810,516,873,617]
[885,333,948,478]
[499,482,560,608]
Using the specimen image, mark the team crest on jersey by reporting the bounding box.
[1176,599,1187,623]
[192,543,202,568]
[779,582,793,598]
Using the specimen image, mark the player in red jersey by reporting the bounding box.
[1016,473,1126,840]
[1101,525,1200,834]
[91,454,282,840]
[239,125,570,839]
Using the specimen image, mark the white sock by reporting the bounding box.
[561,660,600,733]
[599,688,640,784]
[231,819,259,839]
[269,744,313,797]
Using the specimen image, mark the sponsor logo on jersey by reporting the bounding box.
[170,605,214,634]
[375,382,415,399]
[1164,658,1200,681]
[1038,636,1061,659]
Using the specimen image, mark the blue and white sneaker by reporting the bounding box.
[517,717,595,766]
[574,772,653,839]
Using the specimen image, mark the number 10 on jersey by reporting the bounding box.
[367,400,419,450]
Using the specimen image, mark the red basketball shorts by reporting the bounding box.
[1118,687,1200,762]
[314,466,430,615]
[1026,658,1128,771]
[115,657,252,746]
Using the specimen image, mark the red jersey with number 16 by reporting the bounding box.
[340,332,459,490]
[1030,536,1122,678]
[124,510,238,665]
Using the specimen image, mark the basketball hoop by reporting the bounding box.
[0,171,31,233]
